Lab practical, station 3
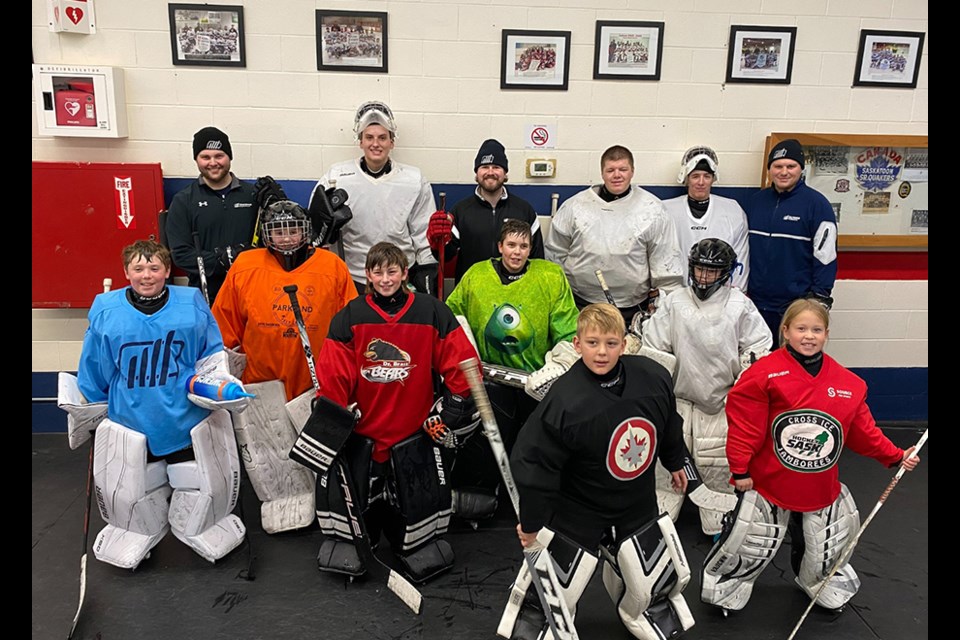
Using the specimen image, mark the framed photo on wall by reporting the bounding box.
[500,29,571,90]
[725,25,796,84]
[168,4,245,67]
[316,10,388,73]
[853,29,925,88]
[593,20,664,81]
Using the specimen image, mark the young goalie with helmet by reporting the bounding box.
[503,303,694,640]
[212,200,357,534]
[638,238,771,536]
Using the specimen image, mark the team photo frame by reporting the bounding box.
[593,21,664,81]
[853,29,925,88]
[725,25,796,84]
[316,9,388,73]
[500,29,571,91]
[168,4,245,68]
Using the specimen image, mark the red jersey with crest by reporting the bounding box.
[316,291,478,462]
[510,356,686,547]
[725,348,904,513]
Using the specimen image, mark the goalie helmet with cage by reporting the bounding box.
[354,101,397,138]
[688,238,737,301]
[677,145,719,184]
[261,200,313,255]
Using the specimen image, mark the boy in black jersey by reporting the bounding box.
[500,303,695,640]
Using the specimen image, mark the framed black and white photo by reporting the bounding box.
[593,21,664,81]
[853,29,925,88]
[725,25,796,84]
[168,4,245,67]
[500,29,571,90]
[316,10,388,73]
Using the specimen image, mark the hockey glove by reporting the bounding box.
[187,371,251,414]
[524,340,580,401]
[427,211,453,252]
[805,291,834,311]
[254,175,288,211]
[214,243,249,269]
[407,262,438,295]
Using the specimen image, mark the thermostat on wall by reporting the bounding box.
[526,158,556,178]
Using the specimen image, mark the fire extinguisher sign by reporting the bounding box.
[114,176,136,229]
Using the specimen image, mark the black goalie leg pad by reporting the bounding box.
[289,396,356,476]
[317,537,365,577]
[396,538,456,584]
[387,431,453,552]
[510,590,547,640]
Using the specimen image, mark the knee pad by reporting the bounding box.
[388,431,452,553]
[316,434,374,542]
[497,528,598,639]
[396,538,456,584]
[689,405,735,535]
[92,419,171,569]
[701,490,789,611]
[795,484,862,610]
[167,410,246,563]
[317,537,366,577]
[602,514,695,639]
[233,381,316,533]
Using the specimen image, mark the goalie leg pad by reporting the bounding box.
[396,538,456,584]
[387,431,452,553]
[497,528,599,639]
[91,419,171,569]
[289,395,357,477]
[794,484,862,610]
[701,490,789,611]
[689,405,736,535]
[167,410,246,563]
[317,537,366,577]
[316,434,374,544]
[233,381,316,533]
[601,514,695,639]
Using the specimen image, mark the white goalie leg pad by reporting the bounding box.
[91,419,171,569]
[232,380,316,533]
[689,405,736,535]
[602,514,695,639]
[496,528,599,639]
[796,483,862,610]
[167,410,246,563]
[701,490,789,611]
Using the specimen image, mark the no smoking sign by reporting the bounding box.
[524,124,556,149]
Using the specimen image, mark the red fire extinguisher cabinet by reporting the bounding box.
[32,161,165,308]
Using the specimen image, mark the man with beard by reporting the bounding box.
[166,126,258,303]
[427,139,543,286]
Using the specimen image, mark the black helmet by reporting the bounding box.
[688,238,736,300]
[261,200,312,255]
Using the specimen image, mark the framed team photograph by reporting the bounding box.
[168,4,245,67]
[500,29,571,90]
[853,29,925,88]
[725,25,796,84]
[593,21,664,81]
[316,10,388,73]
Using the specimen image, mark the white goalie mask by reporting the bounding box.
[678,145,719,184]
[261,200,312,255]
[354,101,397,138]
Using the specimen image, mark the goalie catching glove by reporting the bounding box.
[308,185,353,246]
[524,340,579,401]
[254,175,289,212]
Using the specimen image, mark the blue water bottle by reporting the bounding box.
[186,374,256,401]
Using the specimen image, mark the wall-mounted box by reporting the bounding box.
[47,0,97,34]
[33,64,127,138]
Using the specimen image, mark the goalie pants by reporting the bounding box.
[701,487,861,611]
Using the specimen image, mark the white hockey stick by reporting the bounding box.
[459,357,579,640]
[284,284,422,615]
[192,231,211,306]
[67,277,112,639]
[786,428,928,640]
[481,362,528,390]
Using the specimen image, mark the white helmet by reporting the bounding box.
[354,101,397,138]
[677,145,719,184]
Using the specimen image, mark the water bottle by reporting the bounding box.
[186,374,256,401]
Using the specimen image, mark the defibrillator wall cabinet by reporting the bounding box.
[32,64,128,138]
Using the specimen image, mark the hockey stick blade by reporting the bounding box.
[458,357,579,640]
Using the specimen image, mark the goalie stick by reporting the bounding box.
[481,362,528,390]
[66,277,112,640]
[594,269,618,307]
[459,357,580,640]
[437,192,447,301]
[283,284,423,615]
[786,428,928,640]
[192,231,211,306]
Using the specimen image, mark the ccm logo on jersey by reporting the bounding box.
[783,215,801,221]
[827,386,853,399]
